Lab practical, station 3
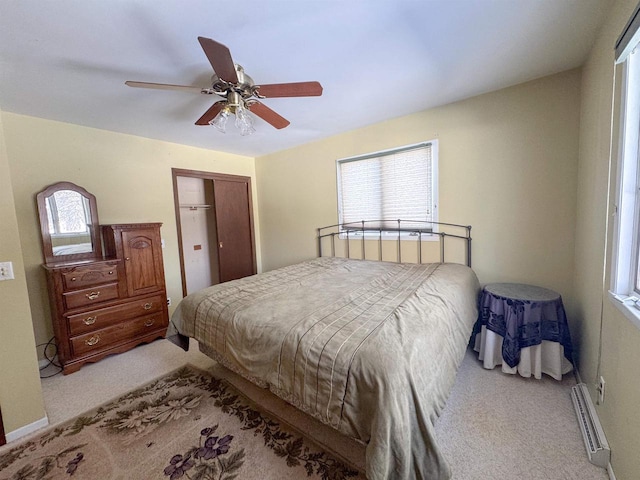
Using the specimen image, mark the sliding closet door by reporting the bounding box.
[173,169,256,296]
[213,178,256,282]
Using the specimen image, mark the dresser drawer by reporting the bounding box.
[71,313,167,357]
[63,283,119,310]
[67,294,165,336]
[62,264,118,290]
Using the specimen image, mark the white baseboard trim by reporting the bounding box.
[5,415,49,443]
[608,462,617,480]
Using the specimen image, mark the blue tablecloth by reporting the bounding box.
[473,283,573,368]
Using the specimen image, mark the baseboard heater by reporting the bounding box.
[571,383,610,468]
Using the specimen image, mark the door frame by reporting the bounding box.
[172,168,257,297]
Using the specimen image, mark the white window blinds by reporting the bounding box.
[616,0,640,62]
[338,142,436,228]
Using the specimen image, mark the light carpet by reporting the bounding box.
[436,350,608,480]
[11,339,610,479]
[0,365,362,480]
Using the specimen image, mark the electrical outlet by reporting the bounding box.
[167,297,172,307]
[0,261,15,281]
[597,376,606,404]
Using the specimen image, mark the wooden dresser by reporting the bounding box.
[43,223,169,374]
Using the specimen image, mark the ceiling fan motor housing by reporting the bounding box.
[212,65,256,100]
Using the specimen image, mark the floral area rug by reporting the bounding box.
[0,365,363,480]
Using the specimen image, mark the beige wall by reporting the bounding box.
[575,0,640,478]
[256,70,581,321]
[3,113,260,350]
[0,111,46,433]
[5,9,638,474]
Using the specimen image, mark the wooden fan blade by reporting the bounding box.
[247,101,290,129]
[198,36,238,83]
[254,81,323,98]
[125,81,206,93]
[195,102,226,126]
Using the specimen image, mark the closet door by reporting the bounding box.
[213,178,256,282]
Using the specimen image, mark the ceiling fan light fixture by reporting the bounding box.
[126,37,323,134]
[209,106,230,133]
[235,103,255,136]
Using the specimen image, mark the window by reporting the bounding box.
[46,191,90,236]
[610,3,640,329]
[336,141,438,237]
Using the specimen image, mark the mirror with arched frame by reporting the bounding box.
[36,182,102,264]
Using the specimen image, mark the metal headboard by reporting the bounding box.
[317,220,472,267]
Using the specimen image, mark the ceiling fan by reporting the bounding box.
[125,36,323,136]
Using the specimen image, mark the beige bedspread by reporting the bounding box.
[169,257,479,479]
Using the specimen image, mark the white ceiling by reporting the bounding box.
[0,1,611,157]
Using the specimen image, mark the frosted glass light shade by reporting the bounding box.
[209,109,230,133]
[235,104,255,136]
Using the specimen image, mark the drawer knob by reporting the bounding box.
[144,319,155,327]
[86,291,100,300]
[85,335,100,346]
[70,277,77,281]
[143,302,153,310]
[83,316,97,325]
[108,271,114,275]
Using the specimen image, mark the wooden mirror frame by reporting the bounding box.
[36,181,102,265]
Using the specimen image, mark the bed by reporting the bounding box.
[168,221,479,480]
[51,242,92,255]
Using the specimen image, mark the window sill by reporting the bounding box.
[608,290,640,331]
